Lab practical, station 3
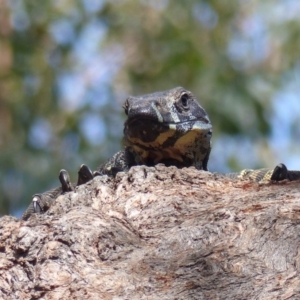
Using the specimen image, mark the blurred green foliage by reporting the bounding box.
[1,0,300,216]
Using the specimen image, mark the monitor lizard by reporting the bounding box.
[21,87,300,220]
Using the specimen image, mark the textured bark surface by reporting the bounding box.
[1,165,300,300]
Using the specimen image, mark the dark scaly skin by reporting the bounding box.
[21,165,93,220]
[21,87,300,220]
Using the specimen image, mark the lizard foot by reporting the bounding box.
[21,187,62,220]
[21,169,75,220]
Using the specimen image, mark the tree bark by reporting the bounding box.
[1,165,300,299]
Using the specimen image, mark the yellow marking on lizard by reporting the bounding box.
[174,131,199,148]
[126,128,176,149]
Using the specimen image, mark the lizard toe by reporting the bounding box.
[59,169,74,192]
[270,163,288,181]
[77,164,93,185]
[32,195,43,213]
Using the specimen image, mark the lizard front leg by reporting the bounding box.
[225,163,300,183]
[243,163,300,182]
[21,164,93,220]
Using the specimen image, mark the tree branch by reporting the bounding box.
[1,165,300,299]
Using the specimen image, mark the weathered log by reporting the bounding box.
[1,165,300,299]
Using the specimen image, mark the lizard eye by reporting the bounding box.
[123,99,129,115]
[180,93,189,109]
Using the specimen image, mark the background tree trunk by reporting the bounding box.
[1,165,300,299]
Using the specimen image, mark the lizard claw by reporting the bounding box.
[93,167,120,177]
[22,191,58,220]
[59,169,74,192]
[77,164,93,185]
[271,163,288,181]
[93,170,101,177]
[32,195,43,213]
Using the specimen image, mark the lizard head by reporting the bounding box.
[123,87,212,170]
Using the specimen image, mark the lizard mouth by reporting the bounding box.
[126,115,211,127]
[124,118,212,145]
